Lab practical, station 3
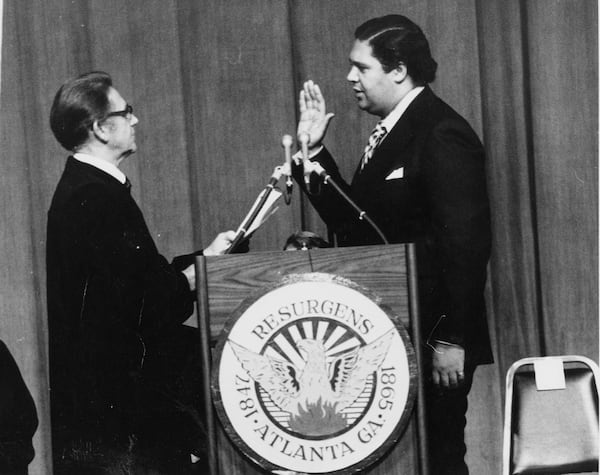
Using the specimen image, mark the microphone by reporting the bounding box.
[267,165,285,187]
[281,134,293,191]
[298,132,311,186]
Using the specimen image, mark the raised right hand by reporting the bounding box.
[297,80,335,151]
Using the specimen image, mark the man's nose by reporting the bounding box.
[346,66,358,83]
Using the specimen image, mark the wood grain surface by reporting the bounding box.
[199,244,419,474]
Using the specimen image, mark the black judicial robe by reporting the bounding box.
[46,157,197,447]
[0,340,38,472]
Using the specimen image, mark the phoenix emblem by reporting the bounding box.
[229,328,394,436]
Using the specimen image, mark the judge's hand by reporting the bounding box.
[431,342,465,389]
[182,265,196,290]
[182,230,237,290]
[204,230,237,256]
[297,80,335,151]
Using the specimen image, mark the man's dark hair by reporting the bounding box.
[284,231,330,251]
[49,71,113,151]
[355,15,437,84]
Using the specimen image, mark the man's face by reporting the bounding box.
[104,87,138,157]
[347,39,399,118]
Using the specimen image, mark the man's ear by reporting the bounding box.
[392,63,408,83]
[91,120,109,144]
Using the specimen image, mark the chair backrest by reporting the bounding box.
[502,355,600,475]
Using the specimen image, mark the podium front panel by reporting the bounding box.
[197,244,420,475]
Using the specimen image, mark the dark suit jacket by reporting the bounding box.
[46,157,199,446]
[0,341,38,472]
[295,87,492,364]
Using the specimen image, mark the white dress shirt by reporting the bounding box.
[378,86,424,145]
[73,152,127,185]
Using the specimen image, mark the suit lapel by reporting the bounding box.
[351,107,415,187]
[351,87,434,187]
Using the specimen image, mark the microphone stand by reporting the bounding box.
[225,165,287,254]
[310,162,390,245]
[282,134,293,205]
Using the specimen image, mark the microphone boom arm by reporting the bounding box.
[310,162,390,245]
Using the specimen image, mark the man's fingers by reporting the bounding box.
[307,81,323,106]
[313,84,326,107]
[299,90,307,113]
[304,81,316,106]
[321,113,335,131]
[432,370,440,386]
[223,230,237,242]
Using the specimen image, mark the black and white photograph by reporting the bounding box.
[0,1,597,474]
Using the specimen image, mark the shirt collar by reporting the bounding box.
[380,86,425,132]
[73,152,127,185]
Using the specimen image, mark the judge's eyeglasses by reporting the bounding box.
[104,104,133,121]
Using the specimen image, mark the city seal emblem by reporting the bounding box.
[212,272,417,474]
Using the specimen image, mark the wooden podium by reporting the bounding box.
[194,244,428,475]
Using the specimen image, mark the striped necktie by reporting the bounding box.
[360,122,387,171]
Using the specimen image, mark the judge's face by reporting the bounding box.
[103,87,138,158]
[346,40,399,118]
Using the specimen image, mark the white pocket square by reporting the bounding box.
[385,167,404,180]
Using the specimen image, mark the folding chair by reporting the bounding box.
[503,355,599,475]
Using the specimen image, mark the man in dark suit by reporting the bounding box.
[47,71,235,473]
[293,15,492,475]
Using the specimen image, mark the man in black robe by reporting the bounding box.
[47,71,235,473]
